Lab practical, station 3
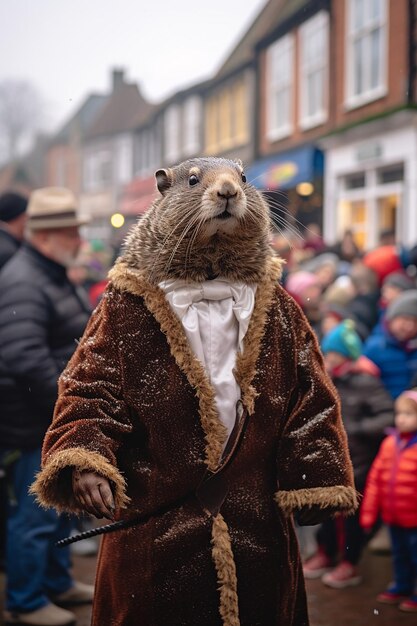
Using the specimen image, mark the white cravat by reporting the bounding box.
[159,278,257,444]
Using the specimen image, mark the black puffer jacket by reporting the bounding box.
[0,227,20,271]
[0,243,91,448]
[333,358,394,491]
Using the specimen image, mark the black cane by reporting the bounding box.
[55,492,191,548]
[57,405,249,548]
[56,517,139,548]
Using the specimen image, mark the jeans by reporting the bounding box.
[317,509,366,565]
[388,525,417,597]
[4,447,74,612]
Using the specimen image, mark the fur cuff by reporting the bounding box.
[30,447,130,514]
[275,486,358,516]
[211,513,240,626]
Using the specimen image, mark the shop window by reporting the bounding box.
[299,11,329,130]
[378,194,397,233]
[350,200,367,249]
[345,0,387,109]
[377,164,404,184]
[266,34,294,141]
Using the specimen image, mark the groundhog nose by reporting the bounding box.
[217,182,238,199]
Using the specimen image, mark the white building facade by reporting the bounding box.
[321,110,417,250]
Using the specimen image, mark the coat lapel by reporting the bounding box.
[234,256,282,415]
[108,256,282,471]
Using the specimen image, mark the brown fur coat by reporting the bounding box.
[32,256,356,626]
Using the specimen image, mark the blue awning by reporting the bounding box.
[246,146,324,190]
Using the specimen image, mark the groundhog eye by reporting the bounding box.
[189,175,199,186]
[241,173,247,183]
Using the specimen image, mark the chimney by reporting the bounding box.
[112,68,125,92]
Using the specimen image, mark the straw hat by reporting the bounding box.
[27,187,88,230]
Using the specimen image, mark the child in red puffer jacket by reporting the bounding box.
[360,388,417,613]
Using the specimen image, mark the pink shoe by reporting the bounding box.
[303,551,333,579]
[399,598,417,612]
[377,590,409,605]
[322,561,362,588]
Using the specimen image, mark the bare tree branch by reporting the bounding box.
[0,79,44,162]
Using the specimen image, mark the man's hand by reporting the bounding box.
[72,469,115,520]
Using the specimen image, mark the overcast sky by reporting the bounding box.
[1,0,267,133]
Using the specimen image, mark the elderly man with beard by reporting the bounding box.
[0,188,93,626]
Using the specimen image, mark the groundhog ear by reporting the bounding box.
[155,169,173,194]
[234,159,243,170]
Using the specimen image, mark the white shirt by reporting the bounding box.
[159,278,257,445]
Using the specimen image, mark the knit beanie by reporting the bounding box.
[0,192,28,222]
[382,271,415,292]
[363,245,403,285]
[323,275,355,307]
[385,289,417,321]
[322,303,352,323]
[321,320,362,360]
[285,271,320,298]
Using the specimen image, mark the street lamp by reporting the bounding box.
[110,213,125,228]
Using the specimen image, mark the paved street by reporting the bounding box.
[1,545,415,625]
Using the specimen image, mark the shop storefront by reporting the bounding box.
[246,145,324,230]
[321,113,417,250]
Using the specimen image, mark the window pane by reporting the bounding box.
[276,92,284,125]
[276,89,289,127]
[354,0,365,30]
[378,164,404,184]
[315,69,324,113]
[282,46,291,83]
[267,35,294,134]
[378,195,397,233]
[345,172,366,189]
[370,0,383,21]
[307,73,320,117]
[354,37,364,95]
[307,75,314,116]
[315,26,325,61]
[305,30,315,61]
[370,28,381,89]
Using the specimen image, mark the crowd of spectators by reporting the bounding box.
[276,225,417,610]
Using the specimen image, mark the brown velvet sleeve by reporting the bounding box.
[31,289,132,513]
[275,298,358,516]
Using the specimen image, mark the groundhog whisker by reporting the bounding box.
[165,224,198,277]
[248,173,268,187]
[266,201,305,242]
[184,216,205,275]
[266,198,315,238]
[246,200,300,246]
[260,188,289,201]
[148,206,201,281]
[248,199,301,237]
[267,213,304,244]
[163,214,202,276]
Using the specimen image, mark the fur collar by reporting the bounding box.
[108,256,283,470]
